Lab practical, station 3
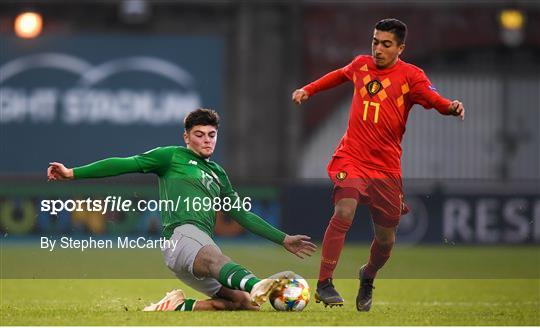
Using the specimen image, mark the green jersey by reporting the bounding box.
[73,146,286,243]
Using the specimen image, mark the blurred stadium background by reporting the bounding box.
[1,0,539,279]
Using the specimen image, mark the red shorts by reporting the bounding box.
[327,156,409,228]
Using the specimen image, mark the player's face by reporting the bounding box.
[371,29,405,69]
[184,125,217,159]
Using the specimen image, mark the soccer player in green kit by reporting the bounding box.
[47,108,317,311]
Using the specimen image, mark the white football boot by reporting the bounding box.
[250,270,295,306]
[143,289,186,311]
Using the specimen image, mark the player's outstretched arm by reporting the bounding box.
[47,162,74,181]
[283,234,317,259]
[47,157,143,181]
[219,168,316,258]
[292,67,349,105]
[448,100,465,120]
[46,147,174,181]
[292,89,310,105]
[227,208,317,258]
[410,69,465,121]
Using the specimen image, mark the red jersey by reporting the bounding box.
[303,55,452,174]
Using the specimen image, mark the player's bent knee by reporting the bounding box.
[373,223,397,245]
[375,234,395,245]
[194,245,230,277]
[334,203,356,220]
[333,191,358,220]
[215,254,231,268]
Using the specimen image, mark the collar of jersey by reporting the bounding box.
[179,146,211,162]
[369,57,402,74]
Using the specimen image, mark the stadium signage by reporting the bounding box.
[0,53,200,125]
[0,36,224,172]
[281,184,539,244]
[443,197,540,243]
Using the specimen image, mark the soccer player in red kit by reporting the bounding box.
[292,19,464,311]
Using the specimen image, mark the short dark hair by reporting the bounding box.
[184,108,220,131]
[375,18,407,44]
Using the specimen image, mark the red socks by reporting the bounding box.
[364,239,394,279]
[318,211,395,282]
[318,215,352,282]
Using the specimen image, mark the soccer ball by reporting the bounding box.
[269,275,310,311]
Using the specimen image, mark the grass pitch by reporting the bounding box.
[1,244,539,325]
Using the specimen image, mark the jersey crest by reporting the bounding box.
[336,171,347,181]
[367,80,382,96]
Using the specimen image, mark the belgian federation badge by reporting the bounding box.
[336,171,348,181]
[367,80,382,96]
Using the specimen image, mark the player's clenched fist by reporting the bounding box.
[448,100,465,120]
[292,89,310,105]
[47,162,74,181]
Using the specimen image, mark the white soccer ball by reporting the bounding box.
[269,275,310,311]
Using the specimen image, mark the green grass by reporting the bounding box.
[2,243,538,279]
[1,245,539,325]
[1,279,538,325]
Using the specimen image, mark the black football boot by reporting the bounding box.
[314,278,344,307]
[356,264,375,311]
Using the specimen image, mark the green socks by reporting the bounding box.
[172,262,260,311]
[175,299,196,311]
[218,262,261,292]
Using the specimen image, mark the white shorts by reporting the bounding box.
[162,224,223,297]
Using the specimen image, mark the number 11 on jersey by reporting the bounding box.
[362,101,380,123]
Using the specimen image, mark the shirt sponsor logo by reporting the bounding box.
[188,160,198,165]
